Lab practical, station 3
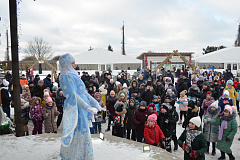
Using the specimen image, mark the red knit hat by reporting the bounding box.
[206,91,212,97]
[192,81,197,84]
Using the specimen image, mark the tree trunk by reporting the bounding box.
[9,0,22,137]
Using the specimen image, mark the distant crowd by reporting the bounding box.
[0,67,239,160]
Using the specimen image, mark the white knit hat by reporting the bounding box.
[116,81,121,86]
[224,105,233,114]
[223,90,229,96]
[123,83,127,88]
[189,116,201,128]
[44,92,50,97]
[210,100,219,109]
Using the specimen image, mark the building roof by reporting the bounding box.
[192,47,240,63]
[74,48,142,65]
[137,52,193,60]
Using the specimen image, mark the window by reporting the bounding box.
[233,64,237,70]
[227,64,231,70]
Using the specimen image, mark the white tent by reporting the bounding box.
[192,47,240,63]
[192,47,240,72]
[73,48,142,71]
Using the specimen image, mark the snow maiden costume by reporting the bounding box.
[59,53,101,160]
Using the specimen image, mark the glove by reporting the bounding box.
[153,142,158,146]
[176,101,180,103]
[226,137,230,142]
[32,119,36,125]
[182,143,187,151]
[190,150,198,159]
[218,113,223,117]
[86,108,98,115]
[180,101,184,104]
[210,119,216,124]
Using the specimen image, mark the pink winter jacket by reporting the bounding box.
[178,95,188,111]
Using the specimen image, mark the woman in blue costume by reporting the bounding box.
[59,53,101,160]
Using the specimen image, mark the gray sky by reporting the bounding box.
[0,0,240,61]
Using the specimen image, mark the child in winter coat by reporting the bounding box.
[187,84,200,106]
[201,91,215,117]
[55,91,66,128]
[182,100,198,128]
[132,101,151,142]
[203,100,220,156]
[177,90,188,125]
[178,116,208,160]
[157,103,173,152]
[144,114,165,147]
[94,92,106,124]
[152,95,161,113]
[125,98,137,140]
[114,90,128,110]
[105,90,118,132]
[112,101,127,138]
[43,97,59,133]
[30,97,43,135]
[21,99,30,136]
[216,105,237,160]
[168,100,179,151]
[219,90,233,113]
[224,80,238,106]
[166,88,175,101]
[148,103,158,115]
[22,85,31,102]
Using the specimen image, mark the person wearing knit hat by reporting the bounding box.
[219,90,233,113]
[157,103,173,152]
[144,114,165,147]
[132,100,151,142]
[201,91,215,117]
[147,103,158,115]
[20,98,30,136]
[177,90,188,125]
[178,116,207,160]
[43,96,59,133]
[168,100,179,151]
[125,98,137,140]
[223,79,238,106]
[203,100,220,156]
[216,105,237,160]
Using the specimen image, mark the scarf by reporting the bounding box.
[186,127,201,153]
[60,64,78,77]
[218,112,236,140]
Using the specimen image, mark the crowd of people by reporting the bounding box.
[0,67,239,160]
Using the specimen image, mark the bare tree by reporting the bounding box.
[24,37,52,60]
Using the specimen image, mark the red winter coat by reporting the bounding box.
[132,109,152,132]
[144,122,165,146]
[234,82,239,89]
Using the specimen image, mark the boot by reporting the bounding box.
[102,119,106,123]
[94,130,97,134]
[26,131,29,136]
[98,130,101,134]
[211,147,216,156]
[174,143,178,151]
[178,119,182,125]
[229,157,235,160]
[218,156,226,160]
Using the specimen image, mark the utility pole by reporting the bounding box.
[6,29,10,69]
[122,21,126,55]
[9,0,22,137]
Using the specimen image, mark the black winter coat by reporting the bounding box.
[168,108,179,132]
[126,105,137,130]
[1,87,11,108]
[177,78,188,98]
[31,85,46,99]
[142,88,155,105]
[155,84,165,101]
[157,112,172,137]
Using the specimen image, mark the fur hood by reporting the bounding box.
[130,80,139,89]
[116,108,127,115]
[33,97,42,106]
[118,90,128,102]
[191,105,198,113]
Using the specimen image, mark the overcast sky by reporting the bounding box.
[0,0,240,61]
